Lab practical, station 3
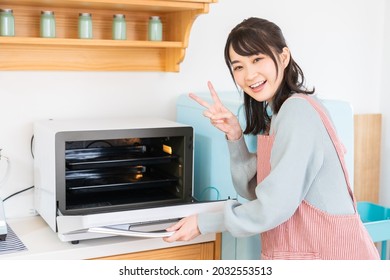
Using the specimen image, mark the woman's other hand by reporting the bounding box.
[189,81,242,141]
[163,215,200,243]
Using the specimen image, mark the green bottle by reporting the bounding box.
[112,14,126,40]
[78,13,93,39]
[148,16,162,41]
[40,11,56,38]
[0,9,15,36]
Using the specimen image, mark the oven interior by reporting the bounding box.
[61,135,191,214]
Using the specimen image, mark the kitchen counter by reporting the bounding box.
[0,215,217,260]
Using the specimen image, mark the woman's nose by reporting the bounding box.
[245,66,257,81]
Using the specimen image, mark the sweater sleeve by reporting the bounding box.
[226,135,258,200]
[198,97,325,237]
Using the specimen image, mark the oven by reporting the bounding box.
[33,117,224,242]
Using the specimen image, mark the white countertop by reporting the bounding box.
[0,215,216,260]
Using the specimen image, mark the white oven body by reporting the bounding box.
[33,117,225,242]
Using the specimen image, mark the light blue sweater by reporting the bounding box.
[197,96,355,237]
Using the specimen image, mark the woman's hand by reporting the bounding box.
[163,215,200,243]
[189,81,242,141]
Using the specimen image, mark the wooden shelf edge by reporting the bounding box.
[0,37,184,48]
[1,0,211,12]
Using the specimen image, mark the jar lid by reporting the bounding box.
[150,16,160,20]
[0,9,13,13]
[79,12,92,17]
[41,11,55,15]
[113,14,125,19]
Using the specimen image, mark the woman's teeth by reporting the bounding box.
[250,81,265,89]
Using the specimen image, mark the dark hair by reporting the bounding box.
[224,17,314,135]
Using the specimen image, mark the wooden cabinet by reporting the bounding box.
[90,233,222,260]
[354,114,382,203]
[0,0,217,71]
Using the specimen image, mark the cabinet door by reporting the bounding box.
[90,239,220,260]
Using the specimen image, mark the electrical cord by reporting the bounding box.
[0,142,35,203]
[0,149,10,187]
[200,186,220,201]
[3,186,34,202]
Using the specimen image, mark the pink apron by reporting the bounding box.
[257,94,380,260]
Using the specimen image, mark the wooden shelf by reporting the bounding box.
[0,0,217,71]
[0,0,212,11]
[0,36,183,47]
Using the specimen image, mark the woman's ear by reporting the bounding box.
[280,47,291,68]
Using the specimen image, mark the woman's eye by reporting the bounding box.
[253,57,262,63]
[233,65,243,71]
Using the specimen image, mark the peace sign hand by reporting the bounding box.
[189,81,242,141]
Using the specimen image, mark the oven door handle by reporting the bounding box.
[87,226,174,238]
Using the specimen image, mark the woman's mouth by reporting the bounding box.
[249,80,266,91]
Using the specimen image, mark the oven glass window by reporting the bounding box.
[64,136,188,212]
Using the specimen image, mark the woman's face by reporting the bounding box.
[229,46,290,103]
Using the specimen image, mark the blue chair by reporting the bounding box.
[357,201,390,260]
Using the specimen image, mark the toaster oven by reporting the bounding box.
[33,117,224,242]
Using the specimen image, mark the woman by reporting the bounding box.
[164,17,379,260]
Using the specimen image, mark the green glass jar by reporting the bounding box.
[0,9,15,37]
[112,14,126,40]
[78,13,93,39]
[148,16,162,41]
[40,11,56,38]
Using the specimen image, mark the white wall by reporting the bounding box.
[380,1,390,207]
[0,0,387,218]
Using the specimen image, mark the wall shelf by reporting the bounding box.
[0,0,217,71]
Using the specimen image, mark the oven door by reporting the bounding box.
[60,130,194,216]
[56,200,226,242]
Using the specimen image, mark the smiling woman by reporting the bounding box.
[228,50,288,105]
[163,17,380,260]
[223,17,314,136]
